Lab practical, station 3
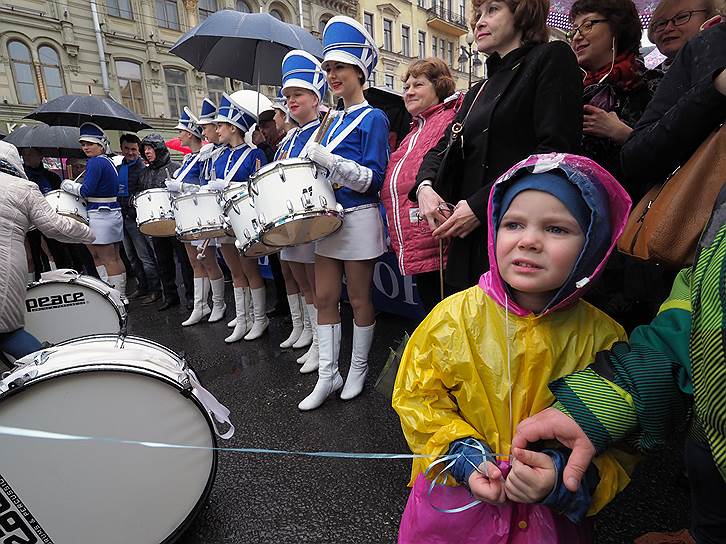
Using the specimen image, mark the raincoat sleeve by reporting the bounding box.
[549,268,693,454]
[392,295,488,486]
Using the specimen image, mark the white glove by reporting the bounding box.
[307,143,373,193]
[165,178,199,193]
[61,179,83,196]
[206,179,228,191]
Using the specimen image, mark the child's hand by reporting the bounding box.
[467,461,506,504]
[504,447,556,503]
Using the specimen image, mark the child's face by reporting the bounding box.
[495,190,585,312]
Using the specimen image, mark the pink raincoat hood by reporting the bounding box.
[478,153,632,317]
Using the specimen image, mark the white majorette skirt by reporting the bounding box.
[89,208,123,245]
[280,242,315,264]
[315,204,386,261]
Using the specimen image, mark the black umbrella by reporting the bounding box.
[4,124,86,158]
[25,94,151,132]
[170,10,324,86]
[364,86,412,151]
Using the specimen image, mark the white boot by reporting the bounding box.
[182,277,210,326]
[292,295,313,349]
[108,273,128,304]
[300,305,320,374]
[280,294,305,348]
[208,277,227,322]
[96,265,108,283]
[225,287,251,343]
[340,322,375,401]
[227,317,237,328]
[298,323,343,411]
[244,287,269,340]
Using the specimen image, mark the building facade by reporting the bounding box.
[0,0,480,139]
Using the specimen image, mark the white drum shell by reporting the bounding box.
[0,335,217,544]
[45,189,88,225]
[24,273,126,344]
[173,190,227,241]
[133,188,176,237]
[251,158,343,247]
[223,188,278,257]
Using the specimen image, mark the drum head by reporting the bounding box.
[140,219,177,237]
[0,367,216,544]
[262,214,343,247]
[178,227,228,241]
[242,240,279,258]
[24,279,125,344]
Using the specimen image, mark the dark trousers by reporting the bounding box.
[151,237,194,302]
[268,253,288,311]
[414,270,455,316]
[26,230,96,277]
[685,437,726,543]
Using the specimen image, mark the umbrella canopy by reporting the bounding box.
[4,124,86,158]
[548,0,658,29]
[25,94,151,132]
[170,10,324,86]
[165,137,192,155]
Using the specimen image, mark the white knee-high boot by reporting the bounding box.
[244,287,269,340]
[225,287,251,343]
[298,323,343,411]
[96,265,108,283]
[183,277,210,326]
[280,294,305,348]
[291,295,313,349]
[208,277,227,322]
[340,322,375,401]
[108,273,128,304]
[299,305,320,374]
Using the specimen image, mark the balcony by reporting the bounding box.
[426,4,468,36]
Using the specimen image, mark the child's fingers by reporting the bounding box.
[512,447,554,470]
[483,461,502,480]
[503,473,530,503]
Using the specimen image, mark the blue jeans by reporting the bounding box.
[0,328,42,359]
[123,215,161,293]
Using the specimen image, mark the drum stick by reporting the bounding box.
[197,239,211,260]
[255,158,261,172]
[314,110,336,145]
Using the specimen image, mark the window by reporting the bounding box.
[432,37,437,57]
[8,41,38,105]
[401,25,410,57]
[418,30,426,59]
[418,0,425,7]
[117,60,146,115]
[383,19,392,51]
[269,8,284,21]
[38,46,65,101]
[164,67,188,118]
[206,74,226,105]
[384,74,394,90]
[319,14,333,35]
[368,70,376,87]
[198,0,217,21]
[440,38,446,59]
[447,41,454,65]
[156,0,179,29]
[459,0,465,20]
[236,0,251,12]
[107,0,132,18]
[364,12,374,40]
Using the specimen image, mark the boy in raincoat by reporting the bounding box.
[393,153,635,542]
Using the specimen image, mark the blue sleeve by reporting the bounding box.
[80,157,100,198]
[540,449,599,524]
[359,109,389,195]
[447,438,493,486]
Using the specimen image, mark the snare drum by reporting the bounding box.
[24,269,127,345]
[0,334,233,544]
[45,189,88,225]
[133,188,176,236]
[173,190,227,241]
[223,185,278,257]
[250,158,343,247]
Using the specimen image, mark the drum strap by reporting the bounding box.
[174,152,202,183]
[188,369,235,439]
[319,107,372,154]
[223,146,253,185]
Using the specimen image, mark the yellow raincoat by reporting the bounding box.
[393,286,633,515]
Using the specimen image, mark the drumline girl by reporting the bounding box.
[299,16,390,410]
[166,107,226,327]
[210,93,270,342]
[61,123,128,301]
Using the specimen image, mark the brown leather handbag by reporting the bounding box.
[618,124,726,268]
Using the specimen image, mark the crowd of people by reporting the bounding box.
[1,0,725,540]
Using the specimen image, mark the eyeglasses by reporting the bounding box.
[565,19,609,42]
[650,10,708,34]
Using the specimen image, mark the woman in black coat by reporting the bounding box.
[411,0,583,291]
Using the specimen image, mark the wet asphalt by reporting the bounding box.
[124,280,691,544]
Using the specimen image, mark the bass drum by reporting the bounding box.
[24,269,127,345]
[0,334,234,544]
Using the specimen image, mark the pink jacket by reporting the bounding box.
[381,93,462,276]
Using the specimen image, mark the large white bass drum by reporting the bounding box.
[0,334,234,544]
[24,269,127,345]
[250,158,343,247]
